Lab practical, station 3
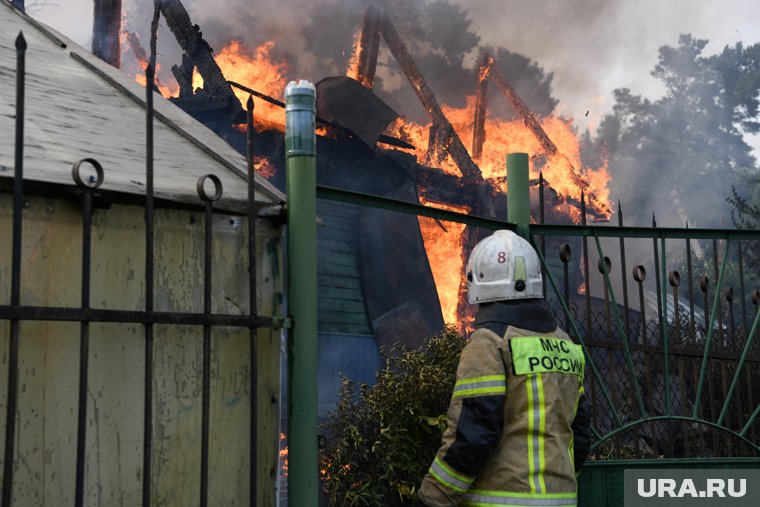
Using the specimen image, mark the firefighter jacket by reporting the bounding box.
[418,300,591,507]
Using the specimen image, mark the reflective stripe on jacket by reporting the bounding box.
[418,325,586,507]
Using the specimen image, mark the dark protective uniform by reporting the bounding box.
[418,300,591,507]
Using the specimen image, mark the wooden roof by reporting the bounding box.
[0,2,285,210]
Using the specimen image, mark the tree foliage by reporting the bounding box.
[587,35,760,228]
[319,327,465,506]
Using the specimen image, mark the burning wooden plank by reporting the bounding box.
[350,6,382,89]
[377,11,483,184]
[471,52,493,162]
[172,54,195,98]
[159,0,243,117]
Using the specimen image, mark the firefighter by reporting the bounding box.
[417,229,590,507]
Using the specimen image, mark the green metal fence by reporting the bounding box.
[288,148,760,504]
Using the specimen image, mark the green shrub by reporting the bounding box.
[319,326,466,506]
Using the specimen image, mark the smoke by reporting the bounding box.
[29,0,760,229]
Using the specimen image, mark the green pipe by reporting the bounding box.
[592,233,647,418]
[286,80,318,507]
[692,240,731,419]
[661,237,670,416]
[719,308,760,426]
[507,153,530,238]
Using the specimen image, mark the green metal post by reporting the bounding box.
[507,153,530,238]
[285,80,318,506]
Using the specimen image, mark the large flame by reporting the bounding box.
[417,201,469,325]
[192,40,288,128]
[387,96,612,326]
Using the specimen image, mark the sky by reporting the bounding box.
[27,0,760,149]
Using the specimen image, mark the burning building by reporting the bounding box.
[111,1,614,415]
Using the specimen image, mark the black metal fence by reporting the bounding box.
[1,32,272,507]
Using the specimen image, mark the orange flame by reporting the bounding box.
[192,40,288,128]
[388,95,611,324]
[279,432,288,476]
[417,201,470,326]
[346,29,363,82]
[134,61,178,98]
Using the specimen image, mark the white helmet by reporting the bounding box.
[466,230,543,304]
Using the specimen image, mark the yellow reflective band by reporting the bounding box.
[462,489,577,506]
[526,376,536,494]
[537,374,546,493]
[452,375,506,399]
[429,456,474,493]
[510,337,585,379]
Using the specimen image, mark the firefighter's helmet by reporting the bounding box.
[466,230,543,303]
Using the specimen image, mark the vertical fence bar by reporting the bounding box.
[3,32,27,507]
[726,288,736,350]
[693,241,731,419]
[660,237,670,417]
[652,216,664,348]
[143,7,160,505]
[197,175,223,507]
[246,95,258,507]
[72,159,104,507]
[669,272,681,345]
[700,275,718,454]
[738,244,747,332]
[598,257,612,340]
[539,173,546,298]
[634,266,647,344]
[669,271,686,454]
[712,240,725,345]
[560,244,571,331]
[581,192,592,340]
[685,228,697,343]
[286,80,318,507]
[617,202,631,343]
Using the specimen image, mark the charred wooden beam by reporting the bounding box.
[92,0,122,68]
[125,32,165,93]
[416,167,478,209]
[351,6,381,89]
[489,65,611,218]
[172,53,195,98]
[424,124,448,167]
[472,52,493,162]
[159,0,242,116]
[377,11,482,184]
